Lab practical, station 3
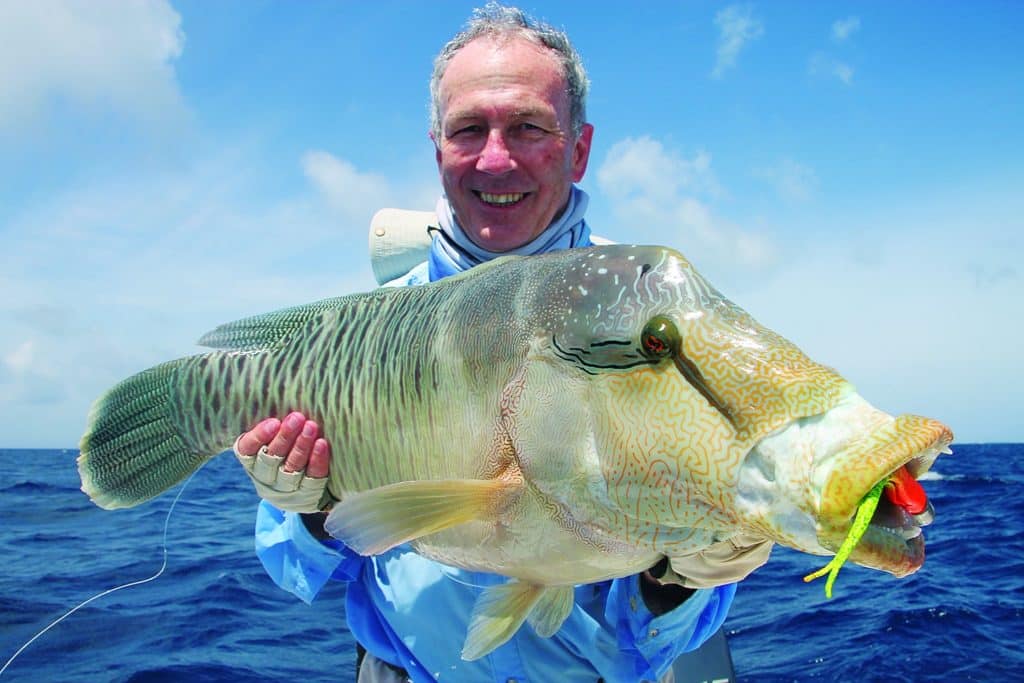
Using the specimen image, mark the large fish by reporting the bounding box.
[78,245,952,659]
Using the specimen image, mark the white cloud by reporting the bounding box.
[3,340,35,374]
[596,136,775,272]
[809,52,855,85]
[0,0,187,131]
[834,63,854,85]
[597,136,722,203]
[712,4,764,79]
[0,147,419,446]
[811,18,859,85]
[0,333,67,412]
[753,158,819,202]
[303,151,394,219]
[832,16,861,42]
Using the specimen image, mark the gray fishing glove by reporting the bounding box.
[233,436,332,513]
[651,533,774,589]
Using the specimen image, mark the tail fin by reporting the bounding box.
[78,359,214,509]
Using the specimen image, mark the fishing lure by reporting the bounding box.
[803,478,887,598]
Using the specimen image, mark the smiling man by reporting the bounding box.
[232,5,770,682]
[431,32,593,252]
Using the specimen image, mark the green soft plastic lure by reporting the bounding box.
[803,478,887,598]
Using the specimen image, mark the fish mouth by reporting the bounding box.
[818,414,953,577]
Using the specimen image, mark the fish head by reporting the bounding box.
[528,244,951,578]
[735,395,951,577]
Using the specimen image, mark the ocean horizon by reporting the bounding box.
[2,443,1022,682]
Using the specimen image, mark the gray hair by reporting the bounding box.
[429,2,590,141]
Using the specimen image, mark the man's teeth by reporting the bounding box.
[479,192,525,205]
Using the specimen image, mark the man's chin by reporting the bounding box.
[471,229,537,252]
[464,219,539,252]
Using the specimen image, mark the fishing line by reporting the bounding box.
[0,463,206,677]
[439,565,499,590]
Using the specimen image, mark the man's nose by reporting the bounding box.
[476,130,516,174]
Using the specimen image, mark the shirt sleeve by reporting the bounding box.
[603,574,736,681]
[254,500,366,604]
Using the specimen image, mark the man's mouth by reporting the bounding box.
[476,191,527,206]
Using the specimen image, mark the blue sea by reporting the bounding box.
[2,444,1022,682]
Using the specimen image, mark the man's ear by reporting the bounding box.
[430,131,442,168]
[572,123,595,182]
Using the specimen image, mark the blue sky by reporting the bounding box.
[2,1,1021,447]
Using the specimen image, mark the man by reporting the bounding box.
[233,5,771,681]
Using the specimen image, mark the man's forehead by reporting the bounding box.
[438,36,570,121]
[440,35,565,94]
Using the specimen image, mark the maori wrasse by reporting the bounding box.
[78,245,953,659]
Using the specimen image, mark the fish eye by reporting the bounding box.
[640,316,680,359]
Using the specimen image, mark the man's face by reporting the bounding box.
[433,36,594,252]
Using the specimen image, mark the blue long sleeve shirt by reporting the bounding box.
[253,259,736,682]
[256,502,734,683]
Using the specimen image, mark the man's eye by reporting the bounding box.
[448,125,482,138]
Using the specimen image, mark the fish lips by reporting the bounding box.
[818,414,953,577]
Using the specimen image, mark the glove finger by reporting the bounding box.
[253,446,284,486]
[668,539,774,589]
[274,468,304,493]
[719,537,773,565]
[730,532,771,550]
[233,435,257,473]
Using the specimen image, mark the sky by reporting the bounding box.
[1,1,1021,447]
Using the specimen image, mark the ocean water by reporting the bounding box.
[1,444,1021,682]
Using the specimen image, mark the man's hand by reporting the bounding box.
[233,411,333,513]
[648,534,774,590]
[638,535,771,615]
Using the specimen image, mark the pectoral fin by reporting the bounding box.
[462,582,574,661]
[325,478,517,556]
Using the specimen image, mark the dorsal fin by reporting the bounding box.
[197,248,532,352]
[196,295,359,351]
